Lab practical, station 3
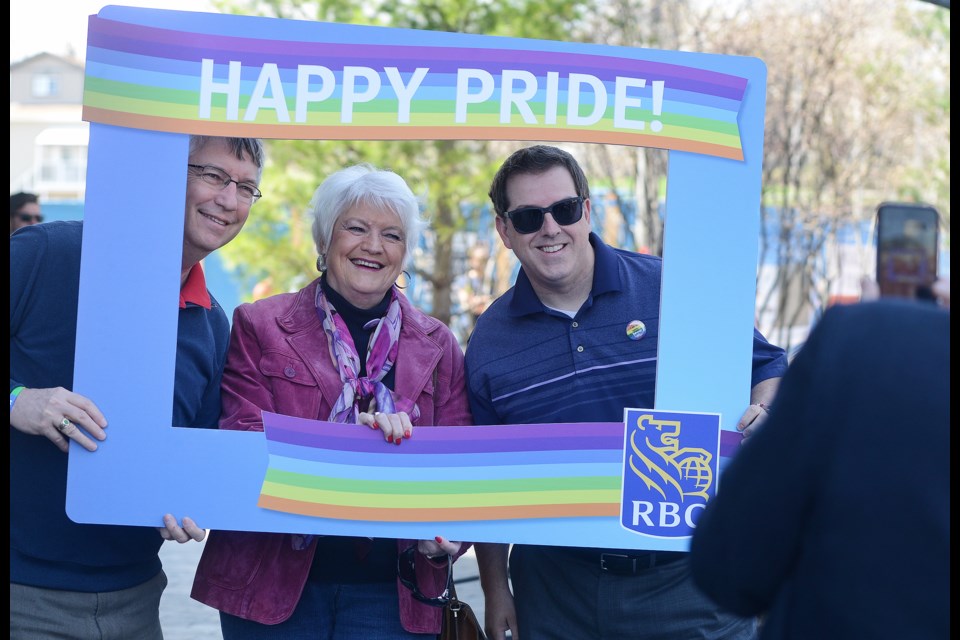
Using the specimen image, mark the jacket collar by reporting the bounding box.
[276,278,444,413]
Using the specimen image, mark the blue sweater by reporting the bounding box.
[9,221,230,591]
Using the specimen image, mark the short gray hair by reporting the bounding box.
[188,135,266,183]
[309,164,424,269]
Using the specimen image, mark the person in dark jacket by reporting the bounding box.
[690,291,950,640]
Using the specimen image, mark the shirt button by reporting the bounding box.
[577,345,584,353]
[572,322,579,328]
[284,366,296,378]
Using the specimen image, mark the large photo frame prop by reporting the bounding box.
[70,5,766,551]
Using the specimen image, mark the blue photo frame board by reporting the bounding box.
[69,5,766,550]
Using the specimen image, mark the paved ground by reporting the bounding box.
[159,538,485,639]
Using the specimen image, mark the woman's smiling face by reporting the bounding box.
[324,202,407,310]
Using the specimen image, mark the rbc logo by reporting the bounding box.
[620,409,721,538]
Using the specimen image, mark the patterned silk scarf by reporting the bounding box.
[315,283,421,423]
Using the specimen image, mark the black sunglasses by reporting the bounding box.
[17,213,43,223]
[397,545,451,607]
[504,196,584,234]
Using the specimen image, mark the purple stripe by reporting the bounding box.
[90,18,746,98]
[266,442,623,467]
[262,415,626,453]
[719,429,744,458]
[263,412,623,440]
[269,428,621,454]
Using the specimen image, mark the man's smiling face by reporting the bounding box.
[181,138,259,269]
[496,165,594,302]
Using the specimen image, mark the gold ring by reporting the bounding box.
[57,417,71,433]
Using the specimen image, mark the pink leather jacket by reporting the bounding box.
[190,278,472,633]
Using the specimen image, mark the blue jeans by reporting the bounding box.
[510,545,757,640]
[220,580,432,640]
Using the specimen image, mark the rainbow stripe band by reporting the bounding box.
[82,14,747,160]
[258,412,744,522]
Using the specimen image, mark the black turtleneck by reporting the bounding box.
[313,275,398,584]
[320,274,397,390]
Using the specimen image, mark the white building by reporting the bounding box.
[10,52,88,202]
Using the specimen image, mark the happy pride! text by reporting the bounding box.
[198,60,667,131]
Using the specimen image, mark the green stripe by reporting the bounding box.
[265,468,619,494]
[261,481,620,507]
[84,77,198,106]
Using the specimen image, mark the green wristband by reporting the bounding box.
[10,386,25,412]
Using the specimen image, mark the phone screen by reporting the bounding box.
[876,204,939,300]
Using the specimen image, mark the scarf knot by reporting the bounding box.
[315,284,420,424]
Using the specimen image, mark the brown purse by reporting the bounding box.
[440,580,486,640]
[397,545,487,640]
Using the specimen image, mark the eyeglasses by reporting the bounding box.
[397,545,451,607]
[504,196,584,234]
[188,164,262,203]
[17,213,43,224]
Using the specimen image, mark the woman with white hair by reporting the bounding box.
[191,164,472,638]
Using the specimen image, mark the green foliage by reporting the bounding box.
[211,0,949,332]
[213,0,583,318]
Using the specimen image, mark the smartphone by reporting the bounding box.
[875,203,940,301]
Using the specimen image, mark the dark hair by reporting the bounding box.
[10,192,39,218]
[488,145,590,217]
[188,136,267,181]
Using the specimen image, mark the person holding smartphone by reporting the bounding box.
[862,275,950,308]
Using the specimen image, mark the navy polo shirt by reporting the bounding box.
[465,233,787,427]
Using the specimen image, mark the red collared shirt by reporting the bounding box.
[179,263,212,310]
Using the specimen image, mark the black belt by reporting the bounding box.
[560,548,686,576]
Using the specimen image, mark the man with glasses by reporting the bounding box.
[10,191,43,234]
[10,135,265,639]
[464,145,787,640]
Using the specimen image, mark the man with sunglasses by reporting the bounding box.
[10,135,265,639]
[10,191,43,234]
[464,145,787,640]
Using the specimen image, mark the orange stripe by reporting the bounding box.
[82,107,743,160]
[257,495,620,521]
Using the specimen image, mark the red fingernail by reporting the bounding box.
[395,437,402,445]
[404,430,411,439]
[435,536,443,544]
